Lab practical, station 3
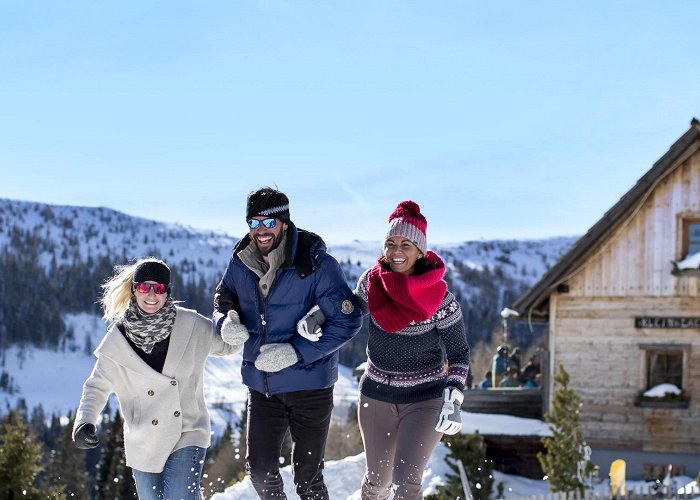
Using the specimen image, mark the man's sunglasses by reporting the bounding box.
[246,218,277,230]
[133,282,168,295]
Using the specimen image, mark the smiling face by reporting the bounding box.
[134,281,167,315]
[249,216,288,258]
[383,236,423,275]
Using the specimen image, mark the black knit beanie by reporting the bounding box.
[246,187,291,222]
[133,260,171,285]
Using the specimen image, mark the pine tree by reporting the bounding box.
[45,413,89,498]
[95,410,137,499]
[537,364,596,494]
[427,433,494,500]
[0,410,63,499]
[202,421,246,496]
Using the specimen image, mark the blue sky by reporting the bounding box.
[2,1,700,244]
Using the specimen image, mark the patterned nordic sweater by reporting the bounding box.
[355,269,470,404]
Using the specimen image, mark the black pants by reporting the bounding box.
[247,387,334,500]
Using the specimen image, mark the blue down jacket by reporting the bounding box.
[213,223,362,396]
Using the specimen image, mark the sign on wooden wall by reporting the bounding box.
[635,317,700,328]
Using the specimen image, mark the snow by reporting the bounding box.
[676,251,700,269]
[209,446,700,499]
[210,444,454,499]
[2,313,105,415]
[1,312,360,439]
[17,199,691,498]
[3,309,698,500]
[461,411,552,437]
[643,383,682,397]
[327,236,577,294]
[0,198,237,284]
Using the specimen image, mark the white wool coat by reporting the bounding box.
[74,306,236,473]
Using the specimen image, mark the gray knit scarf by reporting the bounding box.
[121,297,177,354]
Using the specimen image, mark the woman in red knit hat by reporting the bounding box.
[298,200,470,500]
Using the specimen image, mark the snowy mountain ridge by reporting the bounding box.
[0,196,576,290]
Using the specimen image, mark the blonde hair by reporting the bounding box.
[100,257,167,321]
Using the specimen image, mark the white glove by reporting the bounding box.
[221,310,249,349]
[435,387,464,435]
[255,343,299,372]
[296,305,326,342]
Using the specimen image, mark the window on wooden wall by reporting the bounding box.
[645,350,683,389]
[636,344,689,408]
[682,217,700,258]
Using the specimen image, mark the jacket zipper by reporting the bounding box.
[260,300,270,397]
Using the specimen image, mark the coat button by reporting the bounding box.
[152,419,159,426]
[147,390,154,396]
[170,380,177,386]
[174,411,181,417]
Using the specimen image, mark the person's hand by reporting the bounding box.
[435,387,464,435]
[255,344,298,372]
[296,305,326,342]
[73,422,100,449]
[221,309,250,349]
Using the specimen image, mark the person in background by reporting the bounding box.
[492,344,510,387]
[509,346,522,376]
[498,366,521,388]
[213,187,362,500]
[521,352,542,385]
[73,258,239,500]
[478,370,493,389]
[300,200,470,500]
[523,371,540,388]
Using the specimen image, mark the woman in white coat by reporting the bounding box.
[73,257,241,499]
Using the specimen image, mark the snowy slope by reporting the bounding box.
[0,197,576,292]
[1,312,358,437]
[0,198,236,284]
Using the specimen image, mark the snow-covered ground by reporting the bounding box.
[209,446,700,499]
[4,311,698,499]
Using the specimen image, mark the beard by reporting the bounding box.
[254,229,286,257]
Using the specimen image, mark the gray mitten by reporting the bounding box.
[221,309,249,349]
[255,343,298,372]
[296,305,326,342]
[434,387,464,435]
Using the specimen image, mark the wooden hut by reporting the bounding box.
[513,119,700,480]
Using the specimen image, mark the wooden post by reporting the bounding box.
[541,349,551,417]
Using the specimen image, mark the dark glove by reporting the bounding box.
[73,422,100,449]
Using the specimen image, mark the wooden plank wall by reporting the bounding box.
[552,295,700,453]
[566,149,700,297]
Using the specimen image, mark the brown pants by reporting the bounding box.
[358,393,443,500]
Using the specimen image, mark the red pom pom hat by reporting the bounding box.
[386,200,427,254]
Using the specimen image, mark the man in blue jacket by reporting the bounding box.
[213,186,362,500]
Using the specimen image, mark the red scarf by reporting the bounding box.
[367,251,448,333]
